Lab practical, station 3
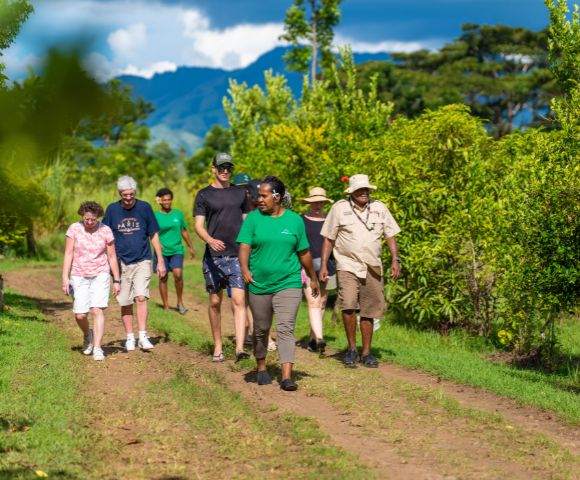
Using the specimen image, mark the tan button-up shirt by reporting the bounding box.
[320,199,400,278]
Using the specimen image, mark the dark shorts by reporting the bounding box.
[202,253,245,294]
[153,253,184,273]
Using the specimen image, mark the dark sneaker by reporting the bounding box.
[317,339,326,355]
[361,353,379,368]
[343,349,359,367]
[307,339,317,352]
[235,351,250,362]
[280,379,298,391]
[257,371,272,385]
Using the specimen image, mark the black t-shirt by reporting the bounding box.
[303,215,336,275]
[194,185,250,257]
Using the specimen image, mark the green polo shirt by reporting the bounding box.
[154,209,187,256]
[236,209,309,295]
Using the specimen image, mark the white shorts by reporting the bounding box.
[71,272,111,314]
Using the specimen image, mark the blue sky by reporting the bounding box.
[4,0,550,81]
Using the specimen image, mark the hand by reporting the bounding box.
[242,268,255,284]
[62,278,70,295]
[189,247,195,259]
[208,237,226,253]
[318,266,329,283]
[310,279,320,298]
[157,260,167,279]
[112,282,121,296]
[391,260,401,280]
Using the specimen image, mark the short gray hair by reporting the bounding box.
[117,175,137,192]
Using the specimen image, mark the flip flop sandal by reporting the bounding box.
[212,352,224,363]
[177,305,188,315]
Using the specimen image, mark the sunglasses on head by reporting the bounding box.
[217,164,234,173]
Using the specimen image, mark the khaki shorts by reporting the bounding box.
[337,268,385,319]
[118,260,152,307]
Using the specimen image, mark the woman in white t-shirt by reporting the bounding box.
[62,201,121,361]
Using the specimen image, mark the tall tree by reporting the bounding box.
[355,24,557,136]
[0,0,33,88]
[280,0,341,84]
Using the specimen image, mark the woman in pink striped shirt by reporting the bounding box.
[62,201,121,361]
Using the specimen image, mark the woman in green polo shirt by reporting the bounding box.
[237,176,319,391]
[154,188,196,314]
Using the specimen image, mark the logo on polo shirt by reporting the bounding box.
[281,229,293,235]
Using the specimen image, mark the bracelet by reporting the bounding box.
[394,257,402,264]
[113,280,121,284]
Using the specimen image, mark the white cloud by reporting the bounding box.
[8,0,441,81]
[184,21,284,70]
[108,23,147,61]
[120,61,178,79]
[335,35,442,54]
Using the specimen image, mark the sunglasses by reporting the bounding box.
[217,164,234,173]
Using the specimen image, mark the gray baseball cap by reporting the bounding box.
[213,152,233,166]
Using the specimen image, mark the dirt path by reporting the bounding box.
[4,267,579,479]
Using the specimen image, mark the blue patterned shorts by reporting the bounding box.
[202,253,245,294]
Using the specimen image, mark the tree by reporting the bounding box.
[186,124,233,176]
[280,0,341,84]
[355,24,558,137]
[0,0,33,88]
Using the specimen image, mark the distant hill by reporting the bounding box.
[118,47,390,153]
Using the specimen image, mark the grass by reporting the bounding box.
[294,304,580,426]
[0,291,93,478]
[142,367,373,479]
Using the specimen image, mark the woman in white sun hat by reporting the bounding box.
[301,187,336,354]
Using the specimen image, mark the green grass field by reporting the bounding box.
[0,291,95,478]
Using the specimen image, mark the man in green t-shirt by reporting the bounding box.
[154,188,196,313]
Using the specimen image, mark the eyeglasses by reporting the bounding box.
[217,164,234,173]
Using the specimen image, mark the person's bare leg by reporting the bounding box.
[360,316,374,356]
[257,357,267,372]
[173,268,184,308]
[135,296,148,332]
[91,307,105,350]
[75,314,90,337]
[208,291,223,355]
[342,309,357,350]
[304,285,323,341]
[230,288,247,353]
[159,275,169,310]
[281,362,293,381]
[121,305,133,334]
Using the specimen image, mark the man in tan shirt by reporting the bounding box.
[319,174,401,367]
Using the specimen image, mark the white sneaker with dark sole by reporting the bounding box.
[125,337,136,351]
[82,330,94,355]
[93,348,105,361]
[138,336,155,350]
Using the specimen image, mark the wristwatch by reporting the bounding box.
[113,279,121,284]
[394,257,402,264]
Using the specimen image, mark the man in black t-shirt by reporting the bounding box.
[194,153,250,362]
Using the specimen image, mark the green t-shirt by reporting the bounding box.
[236,209,309,295]
[154,209,187,256]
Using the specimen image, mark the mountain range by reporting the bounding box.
[118,47,390,153]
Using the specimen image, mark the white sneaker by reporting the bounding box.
[82,330,94,355]
[125,337,136,351]
[93,348,105,361]
[267,339,277,352]
[138,336,155,350]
